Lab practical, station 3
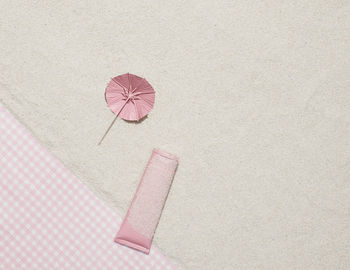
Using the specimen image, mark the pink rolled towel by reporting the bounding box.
[115,148,179,254]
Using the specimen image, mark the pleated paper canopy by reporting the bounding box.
[105,73,155,121]
[98,73,155,145]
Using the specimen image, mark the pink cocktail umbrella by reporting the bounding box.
[98,73,155,145]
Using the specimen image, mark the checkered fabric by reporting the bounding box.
[0,102,177,270]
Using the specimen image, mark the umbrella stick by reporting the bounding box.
[98,98,129,145]
[97,115,118,145]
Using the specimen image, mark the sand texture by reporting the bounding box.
[1,1,350,269]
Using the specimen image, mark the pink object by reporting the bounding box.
[0,102,177,269]
[115,149,178,254]
[98,73,155,145]
[105,73,155,121]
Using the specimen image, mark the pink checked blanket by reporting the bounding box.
[0,102,177,270]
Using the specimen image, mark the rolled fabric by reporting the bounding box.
[115,148,179,254]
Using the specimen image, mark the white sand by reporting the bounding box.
[1,1,350,269]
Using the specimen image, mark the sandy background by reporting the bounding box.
[1,1,350,269]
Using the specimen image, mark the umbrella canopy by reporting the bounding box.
[98,73,155,145]
[105,73,155,121]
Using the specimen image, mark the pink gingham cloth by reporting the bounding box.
[0,102,177,270]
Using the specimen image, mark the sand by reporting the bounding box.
[1,1,350,269]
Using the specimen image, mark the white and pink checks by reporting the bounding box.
[0,102,177,270]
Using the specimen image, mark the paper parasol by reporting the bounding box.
[98,73,155,145]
